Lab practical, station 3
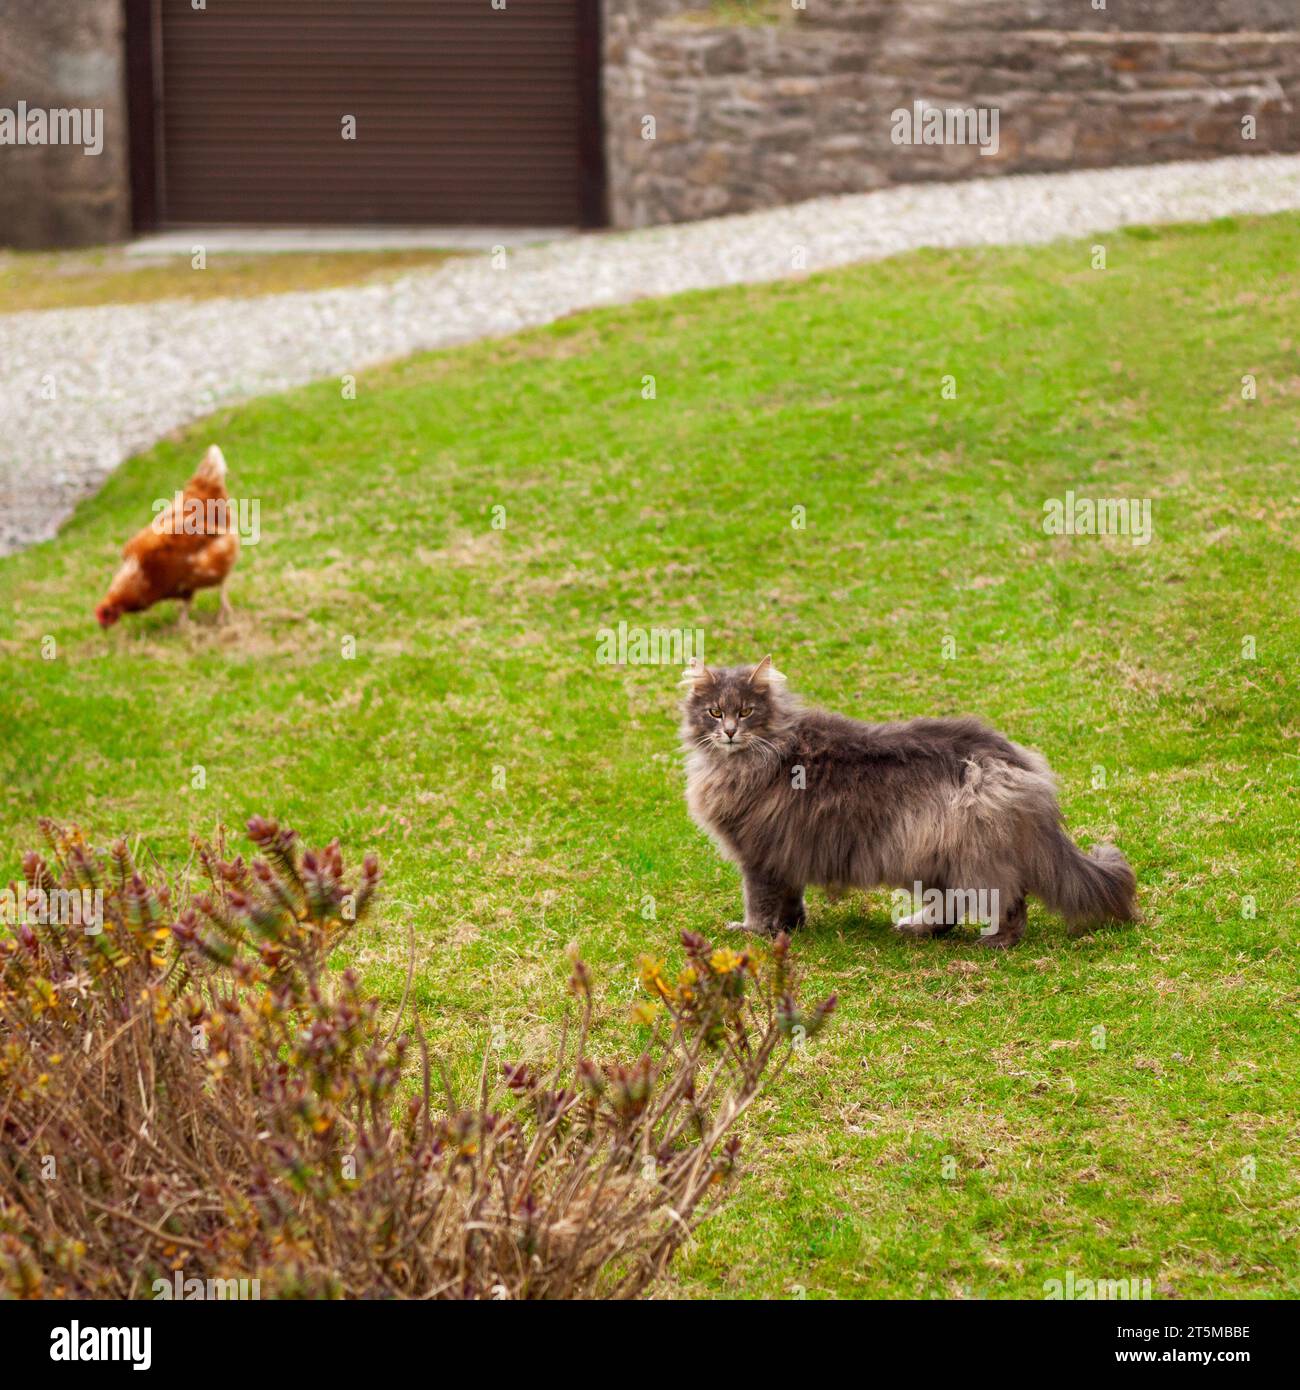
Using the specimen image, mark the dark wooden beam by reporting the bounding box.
[123,0,162,232]
[575,0,608,228]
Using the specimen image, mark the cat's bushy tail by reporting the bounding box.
[1039,832,1137,932]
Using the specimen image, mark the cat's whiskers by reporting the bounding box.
[747,734,783,769]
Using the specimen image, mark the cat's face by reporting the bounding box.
[681,657,785,756]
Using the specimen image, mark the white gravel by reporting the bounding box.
[4,153,1300,558]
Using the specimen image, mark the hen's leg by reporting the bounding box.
[217,583,233,625]
[177,597,192,628]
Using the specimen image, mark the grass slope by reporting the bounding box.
[2,214,1298,1299]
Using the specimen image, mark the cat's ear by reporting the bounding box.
[746,654,785,688]
[679,658,715,692]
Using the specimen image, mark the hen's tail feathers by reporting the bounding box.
[1040,834,1137,932]
[191,445,228,490]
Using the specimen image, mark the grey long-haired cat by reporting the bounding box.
[680,657,1136,948]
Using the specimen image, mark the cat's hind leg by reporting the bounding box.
[976,893,1027,949]
[779,885,807,932]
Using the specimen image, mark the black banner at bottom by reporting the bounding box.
[0,1296,1288,1376]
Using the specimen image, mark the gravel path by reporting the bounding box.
[4,153,1300,558]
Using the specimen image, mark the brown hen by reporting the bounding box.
[95,445,241,628]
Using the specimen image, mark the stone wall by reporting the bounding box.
[603,0,1300,227]
[0,0,131,249]
[2,2,1296,246]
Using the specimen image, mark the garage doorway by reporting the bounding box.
[126,0,605,229]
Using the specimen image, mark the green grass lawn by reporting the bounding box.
[2,213,1298,1299]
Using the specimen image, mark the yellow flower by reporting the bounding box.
[636,954,672,999]
[630,1000,661,1026]
[710,948,744,975]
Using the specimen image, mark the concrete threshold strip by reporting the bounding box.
[126,227,576,256]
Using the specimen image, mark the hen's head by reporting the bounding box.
[95,600,121,629]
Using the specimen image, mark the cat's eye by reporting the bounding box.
[740,707,753,718]
[707,706,722,719]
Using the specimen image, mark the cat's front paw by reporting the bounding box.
[894,911,952,939]
[976,930,1021,950]
[728,919,780,938]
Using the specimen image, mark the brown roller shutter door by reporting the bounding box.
[149,0,600,227]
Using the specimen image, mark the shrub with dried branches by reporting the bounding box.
[0,818,833,1299]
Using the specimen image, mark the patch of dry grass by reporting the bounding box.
[0,246,456,312]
